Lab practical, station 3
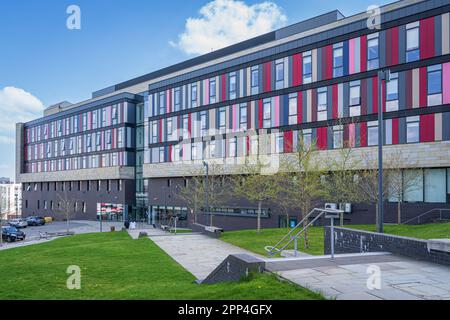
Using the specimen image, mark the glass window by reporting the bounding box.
[209,79,216,103]
[251,66,259,92]
[367,35,379,70]
[303,52,312,84]
[333,44,344,78]
[275,60,284,89]
[447,169,450,195]
[263,100,271,128]
[159,92,165,115]
[229,138,237,158]
[424,169,446,203]
[368,121,378,146]
[333,126,343,149]
[386,73,399,112]
[191,84,197,108]
[152,122,158,143]
[167,118,173,140]
[404,170,424,202]
[174,88,181,111]
[406,23,420,62]
[427,65,442,106]
[239,104,247,130]
[275,134,284,154]
[317,88,327,121]
[159,147,165,163]
[406,116,420,143]
[302,129,312,149]
[349,81,361,117]
[288,95,297,125]
[209,140,216,158]
[200,112,207,136]
[218,108,226,130]
[229,73,237,99]
[182,115,189,137]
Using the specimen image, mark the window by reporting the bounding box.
[251,66,259,95]
[159,147,165,163]
[386,73,399,111]
[174,88,181,111]
[302,129,312,149]
[191,84,198,108]
[288,94,298,125]
[209,140,216,158]
[97,180,101,192]
[349,81,361,116]
[191,144,198,160]
[239,104,247,130]
[159,92,165,115]
[404,170,423,202]
[303,51,312,84]
[96,132,101,147]
[367,33,380,70]
[275,134,283,154]
[333,43,344,78]
[152,122,158,144]
[200,112,207,136]
[229,138,237,158]
[173,144,181,162]
[101,109,107,127]
[166,118,173,140]
[263,100,271,128]
[406,116,420,143]
[427,65,442,106]
[317,88,327,121]
[333,126,344,149]
[367,121,378,146]
[406,22,420,62]
[182,115,189,138]
[112,105,118,122]
[209,79,216,103]
[218,108,226,130]
[275,60,284,89]
[229,73,237,99]
[424,169,446,203]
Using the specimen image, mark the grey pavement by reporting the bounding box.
[148,233,264,281]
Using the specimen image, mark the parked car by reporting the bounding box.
[44,217,53,223]
[26,216,46,226]
[1,226,26,242]
[8,218,28,229]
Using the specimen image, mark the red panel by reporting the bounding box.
[159,119,163,143]
[419,67,428,108]
[221,74,227,102]
[372,76,379,114]
[325,45,333,80]
[360,35,368,72]
[316,127,328,150]
[258,100,263,129]
[297,91,303,124]
[292,53,303,87]
[420,114,435,142]
[168,145,172,162]
[247,103,252,130]
[332,84,338,119]
[246,136,250,155]
[361,79,367,115]
[311,89,318,122]
[284,131,293,153]
[391,27,399,66]
[392,118,399,145]
[420,17,435,59]
[188,114,192,138]
[360,122,367,147]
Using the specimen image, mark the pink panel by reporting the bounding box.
[348,123,356,147]
[349,39,355,74]
[232,104,237,131]
[205,79,210,105]
[166,90,171,113]
[275,96,280,127]
[444,63,450,104]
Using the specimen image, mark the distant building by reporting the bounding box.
[0,177,11,184]
[0,183,22,220]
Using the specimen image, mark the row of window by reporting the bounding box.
[25,199,87,213]
[24,180,124,193]
[25,103,127,144]
[25,128,126,162]
[25,151,128,174]
[149,16,449,117]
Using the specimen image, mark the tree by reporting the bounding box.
[54,185,78,233]
[233,158,279,233]
[277,136,327,248]
[384,148,420,224]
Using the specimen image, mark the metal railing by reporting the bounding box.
[402,208,450,225]
[264,208,344,257]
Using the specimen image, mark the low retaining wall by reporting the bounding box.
[191,223,223,238]
[324,227,450,266]
[201,254,265,284]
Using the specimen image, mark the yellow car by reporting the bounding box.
[44,217,53,223]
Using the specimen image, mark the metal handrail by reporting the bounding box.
[264,208,343,256]
[402,208,450,225]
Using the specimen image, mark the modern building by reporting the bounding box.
[0,183,22,220]
[17,0,450,229]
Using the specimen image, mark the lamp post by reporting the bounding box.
[203,161,210,226]
[377,70,391,234]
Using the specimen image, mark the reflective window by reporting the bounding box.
[406,22,420,62]
[288,94,298,125]
[303,52,312,84]
[275,60,284,89]
[333,44,344,78]
[317,88,327,121]
[367,34,379,70]
[367,121,378,146]
[424,169,446,203]
[406,116,420,143]
[263,100,271,128]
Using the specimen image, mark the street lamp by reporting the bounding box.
[377,69,391,234]
[202,161,210,226]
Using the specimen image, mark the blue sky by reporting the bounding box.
[0,0,392,179]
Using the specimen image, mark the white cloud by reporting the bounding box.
[0,86,44,144]
[170,0,287,55]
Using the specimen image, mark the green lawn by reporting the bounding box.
[221,223,450,257]
[0,232,323,300]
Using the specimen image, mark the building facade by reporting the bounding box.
[17,0,450,229]
[0,182,22,220]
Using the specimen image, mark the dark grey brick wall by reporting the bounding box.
[324,227,450,266]
[201,254,265,284]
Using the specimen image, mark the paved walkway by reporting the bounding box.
[273,253,450,300]
[149,233,263,280]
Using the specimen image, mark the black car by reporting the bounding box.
[1,226,26,242]
[26,216,46,226]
